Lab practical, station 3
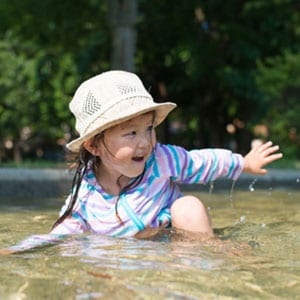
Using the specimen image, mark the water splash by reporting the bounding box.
[207,182,214,212]
[249,179,257,192]
[229,180,236,207]
[209,181,214,194]
[208,181,215,203]
[268,187,273,196]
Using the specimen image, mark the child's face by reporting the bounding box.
[96,112,156,179]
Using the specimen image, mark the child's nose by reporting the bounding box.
[138,133,151,148]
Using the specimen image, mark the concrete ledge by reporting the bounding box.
[0,168,299,199]
[0,168,73,181]
[0,168,73,199]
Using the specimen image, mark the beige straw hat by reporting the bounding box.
[66,70,176,152]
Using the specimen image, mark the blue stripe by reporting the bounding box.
[87,184,96,191]
[86,172,94,179]
[120,197,145,230]
[80,200,88,219]
[207,150,218,182]
[147,174,155,185]
[227,154,235,177]
[168,146,181,176]
[153,158,160,177]
[72,211,87,227]
[193,161,205,183]
[186,155,194,177]
[112,223,136,237]
[102,193,114,200]
[135,187,144,194]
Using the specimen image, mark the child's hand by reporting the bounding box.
[0,249,15,255]
[243,141,283,175]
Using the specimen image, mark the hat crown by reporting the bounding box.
[66,70,176,152]
[70,71,152,135]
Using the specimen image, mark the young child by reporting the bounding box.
[0,70,282,254]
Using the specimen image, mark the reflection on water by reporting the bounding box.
[0,190,299,299]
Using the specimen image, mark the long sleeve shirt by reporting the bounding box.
[8,143,244,251]
[51,143,244,237]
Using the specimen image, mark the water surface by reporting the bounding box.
[0,190,299,299]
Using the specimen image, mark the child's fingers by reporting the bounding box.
[265,153,283,164]
[263,145,281,157]
[257,141,273,152]
[259,168,268,175]
[256,142,281,157]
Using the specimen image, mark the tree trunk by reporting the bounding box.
[13,138,22,163]
[107,0,137,71]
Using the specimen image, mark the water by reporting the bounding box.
[0,190,299,299]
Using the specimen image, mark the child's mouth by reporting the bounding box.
[132,156,144,162]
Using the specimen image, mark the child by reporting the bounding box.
[0,70,282,254]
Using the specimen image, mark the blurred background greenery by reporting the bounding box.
[0,0,299,167]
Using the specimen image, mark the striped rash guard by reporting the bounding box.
[51,143,244,237]
[8,143,244,252]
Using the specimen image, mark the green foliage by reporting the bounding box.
[256,51,300,158]
[0,0,110,162]
[0,31,78,161]
[0,32,36,148]
[0,0,299,162]
[137,0,300,153]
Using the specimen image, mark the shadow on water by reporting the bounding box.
[0,189,299,299]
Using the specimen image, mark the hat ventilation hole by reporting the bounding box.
[116,83,140,96]
[83,91,102,118]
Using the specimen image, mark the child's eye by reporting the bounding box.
[125,131,137,136]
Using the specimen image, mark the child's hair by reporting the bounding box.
[51,145,95,229]
[52,147,146,229]
[52,112,155,230]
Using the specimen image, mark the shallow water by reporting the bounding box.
[0,189,299,299]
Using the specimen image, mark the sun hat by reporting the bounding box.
[66,70,177,152]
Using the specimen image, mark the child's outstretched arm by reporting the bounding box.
[0,234,68,256]
[243,141,283,175]
[0,249,16,255]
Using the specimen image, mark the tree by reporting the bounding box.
[0,0,110,162]
[0,31,79,162]
[0,0,299,162]
[107,0,137,71]
[0,32,37,162]
[137,0,300,154]
[256,51,300,158]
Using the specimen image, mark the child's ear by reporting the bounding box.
[83,138,99,156]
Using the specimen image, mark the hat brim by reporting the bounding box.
[66,102,176,153]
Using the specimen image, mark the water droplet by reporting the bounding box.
[249,179,257,192]
[296,178,300,183]
[209,182,214,194]
[229,180,236,203]
[268,187,273,196]
[240,215,246,223]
